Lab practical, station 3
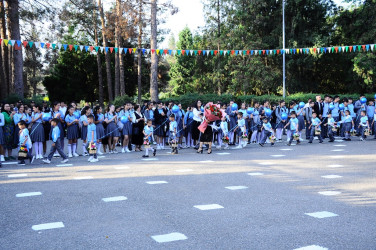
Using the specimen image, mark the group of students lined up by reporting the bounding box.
[0,95,375,165]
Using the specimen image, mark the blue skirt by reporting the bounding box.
[81,125,88,141]
[96,123,105,139]
[30,122,45,142]
[106,122,121,137]
[155,123,165,137]
[67,123,79,140]
[122,122,133,135]
[298,116,305,131]
[0,126,5,145]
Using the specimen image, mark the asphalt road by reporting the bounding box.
[0,137,375,250]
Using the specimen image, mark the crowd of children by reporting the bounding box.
[0,94,375,166]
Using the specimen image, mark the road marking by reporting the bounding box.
[271,155,286,157]
[280,148,293,151]
[330,155,343,159]
[194,204,224,210]
[2,162,18,165]
[294,245,328,250]
[199,160,215,163]
[318,191,341,196]
[305,211,338,219]
[327,164,344,168]
[331,149,344,152]
[333,144,346,147]
[321,175,342,179]
[142,158,158,161]
[248,172,264,176]
[258,162,273,165]
[102,196,128,202]
[146,181,168,184]
[8,174,27,178]
[98,156,106,158]
[56,164,73,167]
[216,152,231,155]
[16,192,42,197]
[176,169,193,172]
[225,186,248,190]
[114,166,130,169]
[74,176,93,180]
[151,232,187,243]
[32,222,65,231]
[335,139,344,142]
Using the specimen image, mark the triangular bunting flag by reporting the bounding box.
[366,44,369,51]
[46,43,51,49]
[115,47,119,53]
[52,43,56,49]
[337,47,341,52]
[210,50,214,56]
[358,45,361,51]
[353,46,356,52]
[168,50,172,55]
[85,46,89,52]
[74,45,79,51]
[57,44,62,50]
[9,40,15,46]
[129,48,133,54]
[198,50,202,55]
[63,44,68,51]
[341,46,345,52]
[186,50,190,55]
[181,50,185,55]
[100,47,104,53]
[194,50,198,55]
[164,49,168,55]
[34,42,40,48]
[4,39,8,46]
[133,48,137,54]
[69,44,73,51]
[349,46,353,52]
[105,47,109,53]
[190,50,194,56]
[120,48,124,54]
[345,46,348,52]
[16,40,21,47]
[371,44,374,51]
[109,47,113,53]
[23,41,28,48]
[79,45,83,51]
[151,49,155,54]
[93,46,97,52]
[40,42,45,48]
[361,45,365,51]
[146,49,150,54]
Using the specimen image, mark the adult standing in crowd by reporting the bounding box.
[191,100,203,149]
[2,103,16,160]
[132,104,145,152]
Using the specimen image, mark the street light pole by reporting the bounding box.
[282,0,286,99]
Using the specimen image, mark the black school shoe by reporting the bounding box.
[153,149,157,156]
[142,155,149,158]
[259,143,264,147]
[18,161,26,166]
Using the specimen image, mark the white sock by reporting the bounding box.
[33,143,38,156]
[68,144,72,155]
[83,145,86,154]
[145,148,149,156]
[38,142,43,156]
[72,143,77,154]
[97,143,102,152]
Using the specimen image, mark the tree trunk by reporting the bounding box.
[32,49,37,96]
[4,0,12,94]
[98,0,113,102]
[150,0,158,102]
[116,0,125,96]
[137,0,143,104]
[94,0,104,105]
[114,25,120,98]
[0,0,8,98]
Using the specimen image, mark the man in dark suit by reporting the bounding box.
[314,95,323,119]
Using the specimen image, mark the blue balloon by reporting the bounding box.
[231,103,238,111]
[42,112,51,122]
[265,108,272,117]
[299,102,305,109]
[361,97,367,104]
[200,106,204,112]
[374,94,376,99]
[281,113,288,120]
[120,116,128,124]
[339,104,345,110]
[74,111,80,119]
[329,104,335,111]
[247,107,254,114]
[253,110,259,116]
[172,105,179,114]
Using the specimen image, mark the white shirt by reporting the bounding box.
[193,108,202,122]
[59,106,67,115]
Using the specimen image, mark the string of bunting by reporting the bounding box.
[1,38,375,56]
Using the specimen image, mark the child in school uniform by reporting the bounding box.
[43,118,69,164]
[250,104,261,143]
[30,105,45,159]
[143,119,156,158]
[235,112,247,148]
[218,116,229,149]
[339,110,354,141]
[65,105,80,158]
[325,112,336,142]
[87,115,99,162]
[120,102,135,153]
[259,117,275,147]
[308,112,323,143]
[284,111,300,146]
[168,114,178,154]
[17,120,35,165]
[80,106,91,156]
[366,100,374,126]
[358,110,370,141]
[0,112,5,162]
[94,106,105,155]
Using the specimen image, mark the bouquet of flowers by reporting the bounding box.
[364,128,370,136]
[241,133,248,141]
[87,143,97,154]
[143,138,150,148]
[293,132,300,141]
[315,127,321,136]
[198,102,224,133]
[18,146,28,159]
[269,134,276,143]
[331,124,339,132]
[350,127,356,136]
[170,138,178,148]
[222,136,229,144]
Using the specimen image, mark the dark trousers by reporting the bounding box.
[289,132,300,144]
[305,121,311,139]
[260,131,272,144]
[328,126,335,141]
[359,126,366,139]
[309,125,323,143]
[47,140,67,161]
[321,117,328,138]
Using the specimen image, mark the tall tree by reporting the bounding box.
[116,0,126,96]
[93,0,104,105]
[0,0,7,99]
[6,0,23,97]
[98,0,113,102]
[137,0,143,103]
[149,0,158,101]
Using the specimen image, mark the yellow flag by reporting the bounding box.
[4,39,8,46]
[132,48,136,53]
[310,48,313,54]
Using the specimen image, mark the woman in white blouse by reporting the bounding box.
[191,100,203,148]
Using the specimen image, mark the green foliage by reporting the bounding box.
[113,94,134,107]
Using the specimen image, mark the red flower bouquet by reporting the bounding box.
[198,102,224,133]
